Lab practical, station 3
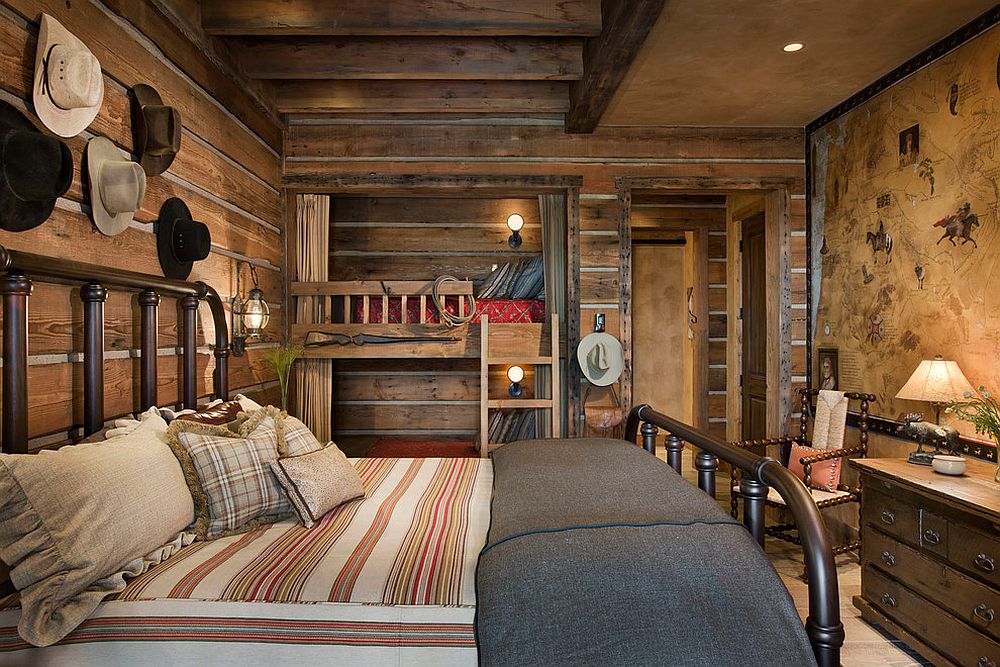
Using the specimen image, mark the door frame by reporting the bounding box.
[616,177,793,438]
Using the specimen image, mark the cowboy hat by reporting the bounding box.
[33,14,104,138]
[156,197,211,279]
[86,136,146,236]
[0,101,73,232]
[577,332,624,387]
[130,84,181,176]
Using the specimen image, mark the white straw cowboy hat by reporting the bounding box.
[33,14,104,138]
[86,136,146,236]
[577,332,625,387]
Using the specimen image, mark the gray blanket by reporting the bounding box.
[475,438,816,667]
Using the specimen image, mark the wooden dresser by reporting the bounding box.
[853,458,1000,666]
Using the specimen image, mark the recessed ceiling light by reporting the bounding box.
[783,42,804,53]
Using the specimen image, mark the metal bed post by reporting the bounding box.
[0,272,30,454]
[81,282,108,437]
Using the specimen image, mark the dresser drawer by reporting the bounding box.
[865,528,1000,641]
[865,565,1000,667]
[864,485,920,545]
[949,523,1000,589]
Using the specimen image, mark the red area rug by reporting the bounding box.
[366,439,479,458]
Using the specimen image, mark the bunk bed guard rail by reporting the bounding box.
[0,246,230,454]
[624,404,844,667]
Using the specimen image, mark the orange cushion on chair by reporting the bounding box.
[788,443,842,492]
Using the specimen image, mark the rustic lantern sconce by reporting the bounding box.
[230,261,270,356]
[507,213,524,248]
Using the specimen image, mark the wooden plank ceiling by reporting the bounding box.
[200,0,666,132]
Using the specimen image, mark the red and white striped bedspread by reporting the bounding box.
[0,457,491,666]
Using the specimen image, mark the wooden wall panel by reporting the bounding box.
[0,0,282,446]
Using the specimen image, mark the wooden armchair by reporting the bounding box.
[729,389,876,556]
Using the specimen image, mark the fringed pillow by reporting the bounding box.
[167,407,292,539]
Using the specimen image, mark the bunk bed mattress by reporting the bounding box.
[0,456,491,666]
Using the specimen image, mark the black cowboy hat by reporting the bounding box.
[130,84,180,177]
[156,197,211,279]
[0,101,73,232]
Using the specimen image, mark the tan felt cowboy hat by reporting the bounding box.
[86,136,146,236]
[577,332,624,387]
[130,84,181,176]
[33,14,104,138]
[0,101,73,232]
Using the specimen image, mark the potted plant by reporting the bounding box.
[262,342,304,412]
[947,386,1000,481]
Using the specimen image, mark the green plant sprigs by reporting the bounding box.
[263,343,304,411]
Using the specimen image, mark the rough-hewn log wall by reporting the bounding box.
[0,0,283,449]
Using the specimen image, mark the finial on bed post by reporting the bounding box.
[180,295,199,409]
[640,421,657,455]
[664,433,684,473]
[0,272,31,453]
[138,290,160,411]
[81,282,108,437]
[739,475,768,547]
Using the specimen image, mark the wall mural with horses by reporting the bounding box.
[809,24,1000,431]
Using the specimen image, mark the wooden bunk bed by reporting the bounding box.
[290,279,560,455]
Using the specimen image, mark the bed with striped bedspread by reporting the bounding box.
[0,457,491,666]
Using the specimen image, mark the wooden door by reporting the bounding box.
[741,213,767,440]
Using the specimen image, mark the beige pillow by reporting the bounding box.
[281,414,325,457]
[0,414,194,646]
[167,407,292,539]
[270,444,364,528]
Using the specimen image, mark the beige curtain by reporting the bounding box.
[537,194,568,437]
[294,194,333,442]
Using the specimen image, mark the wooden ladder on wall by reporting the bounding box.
[479,314,560,457]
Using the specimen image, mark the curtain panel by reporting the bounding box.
[537,194,568,436]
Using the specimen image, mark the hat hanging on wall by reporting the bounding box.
[156,197,211,280]
[0,101,73,232]
[86,136,146,236]
[577,332,625,387]
[130,84,181,176]
[33,14,104,138]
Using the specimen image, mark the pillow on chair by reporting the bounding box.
[788,443,842,492]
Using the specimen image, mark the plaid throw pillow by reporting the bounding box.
[282,415,325,457]
[167,408,292,539]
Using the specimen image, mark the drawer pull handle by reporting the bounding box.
[880,511,896,525]
[880,592,897,608]
[976,554,996,573]
[979,658,996,667]
[880,551,896,566]
[975,604,996,624]
[922,529,941,545]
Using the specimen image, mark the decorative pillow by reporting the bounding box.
[270,444,364,529]
[234,393,264,412]
[788,443,842,492]
[176,399,244,426]
[0,415,194,646]
[167,407,292,540]
[281,415,325,458]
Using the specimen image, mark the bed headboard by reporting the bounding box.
[0,245,230,454]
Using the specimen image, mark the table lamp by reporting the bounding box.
[896,354,975,423]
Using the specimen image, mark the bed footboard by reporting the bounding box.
[624,404,844,667]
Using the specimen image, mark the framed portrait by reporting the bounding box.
[817,348,839,391]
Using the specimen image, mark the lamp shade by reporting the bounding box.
[895,355,975,404]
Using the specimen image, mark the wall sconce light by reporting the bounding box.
[507,213,524,249]
[507,365,524,397]
[231,261,270,357]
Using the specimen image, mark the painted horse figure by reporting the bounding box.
[934,202,980,248]
[866,220,893,264]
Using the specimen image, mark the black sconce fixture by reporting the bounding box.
[507,213,524,248]
[230,261,270,356]
[507,365,524,397]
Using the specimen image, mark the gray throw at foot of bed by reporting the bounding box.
[476,438,816,667]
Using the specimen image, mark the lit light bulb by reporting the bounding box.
[507,365,525,383]
[506,213,524,232]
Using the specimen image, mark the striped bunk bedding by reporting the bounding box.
[0,457,491,666]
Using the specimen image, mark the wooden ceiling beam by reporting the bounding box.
[274,80,570,114]
[202,1,602,36]
[565,0,666,133]
[232,37,584,80]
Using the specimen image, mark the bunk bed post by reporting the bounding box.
[0,273,31,453]
[480,315,489,457]
[138,290,160,411]
[81,282,108,437]
[180,295,199,409]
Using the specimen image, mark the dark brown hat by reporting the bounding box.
[0,101,72,232]
[156,197,211,280]
[130,84,180,176]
